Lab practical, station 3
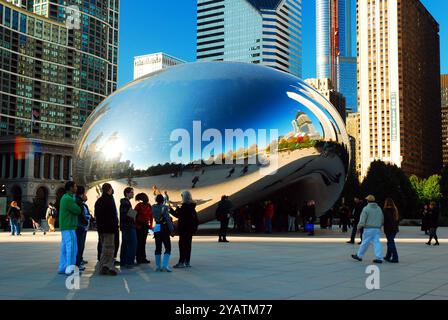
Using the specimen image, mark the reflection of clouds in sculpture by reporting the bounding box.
[74,62,350,222]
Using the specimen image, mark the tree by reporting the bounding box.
[422,175,442,202]
[409,175,424,206]
[361,161,419,219]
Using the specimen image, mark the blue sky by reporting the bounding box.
[117,0,448,88]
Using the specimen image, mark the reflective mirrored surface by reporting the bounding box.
[74,62,350,222]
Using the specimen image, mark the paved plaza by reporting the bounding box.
[0,225,447,300]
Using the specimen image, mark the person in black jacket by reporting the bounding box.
[421,204,430,235]
[170,191,199,268]
[426,202,440,246]
[383,198,400,263]
[119,187,137,268]
[216,195,233,243]
[94,183,119,276]
[347,197,365,244]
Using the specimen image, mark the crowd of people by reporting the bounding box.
[58,181,199,277]
[3,182,443,274]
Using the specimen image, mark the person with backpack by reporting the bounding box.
[75,186,91,271]
[170,191,199,269]
[46,203,57,232]
[216,195,233,243]
[152,194,174,272]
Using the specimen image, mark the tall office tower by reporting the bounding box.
[196,0,302,77]
[304,78,346,120]
[442,75,448,166]
[346,112,360,174]
[134,53,185,80]
[316,0,357,112]
[357,0,441,179]
[0,0,119,214]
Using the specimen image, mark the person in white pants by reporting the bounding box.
[351,195,384,264]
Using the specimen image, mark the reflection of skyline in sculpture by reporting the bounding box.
[292,112,321,140]
[73,62,350,223]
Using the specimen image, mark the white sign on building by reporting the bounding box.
[133,53,185,80]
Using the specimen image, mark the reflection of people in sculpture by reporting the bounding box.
[226,167,235,178]
[192,176,200,189]
[152,185,161,196]
[163,191,170,205]
[241,165,249,176]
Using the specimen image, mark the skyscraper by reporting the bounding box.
[134,53,184,80]
[196,0,302,77]
[358,0,441,179]
[0,0,119,214]
[304,78,346,120]
[316,0,357,112]
[442,75,448,166]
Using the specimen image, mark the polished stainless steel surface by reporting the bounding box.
[73,62,350,222]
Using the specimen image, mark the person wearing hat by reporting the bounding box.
[7,201,22,236]
[351,195,384,264]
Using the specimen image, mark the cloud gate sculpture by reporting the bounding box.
[73,62,350,223]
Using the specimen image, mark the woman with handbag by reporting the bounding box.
[152,194,174,272]
[170,191,199,269]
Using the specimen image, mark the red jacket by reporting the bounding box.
[265,203,275,219]
[135,203,153,229]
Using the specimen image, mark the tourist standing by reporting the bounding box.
[351,195,384,264]
[45,203,57,232]
[264,200,275,234]
[134,193,152,264]
[58,181,81,276]
[421,204,430,235]
[75,186,90,271]
[348,197,365,244]
[287,201,297,232]
[306,201,317,236]
[426,201,440,246]
[95,183,119,276]
[339,202,351,233]
[152,194,174,272]
[163,191,170,205]
[171,191,199,269]
[383,198,400,263]
[216,195,233,242]
[7,201,21,236]
[119,187,137,268]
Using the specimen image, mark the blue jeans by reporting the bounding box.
[10,219,20,235]
[76,227,87,266]
[265,219,272,233]
[120,228,137,266]
[385,233,399,262]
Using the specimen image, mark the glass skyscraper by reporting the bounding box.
[316,0,357,112]
[0,0,119,215]
[196,0,302,77]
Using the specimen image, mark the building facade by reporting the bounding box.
[0,0,119,215]
[357,0,441,179]
[346,111,360,174]
[442,75,448,167]
[316,0,357,112]
[304,78,346,121]
[134,53,185,80]
[196,0,302,77]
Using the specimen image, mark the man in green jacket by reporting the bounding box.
[58,181,81,276]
